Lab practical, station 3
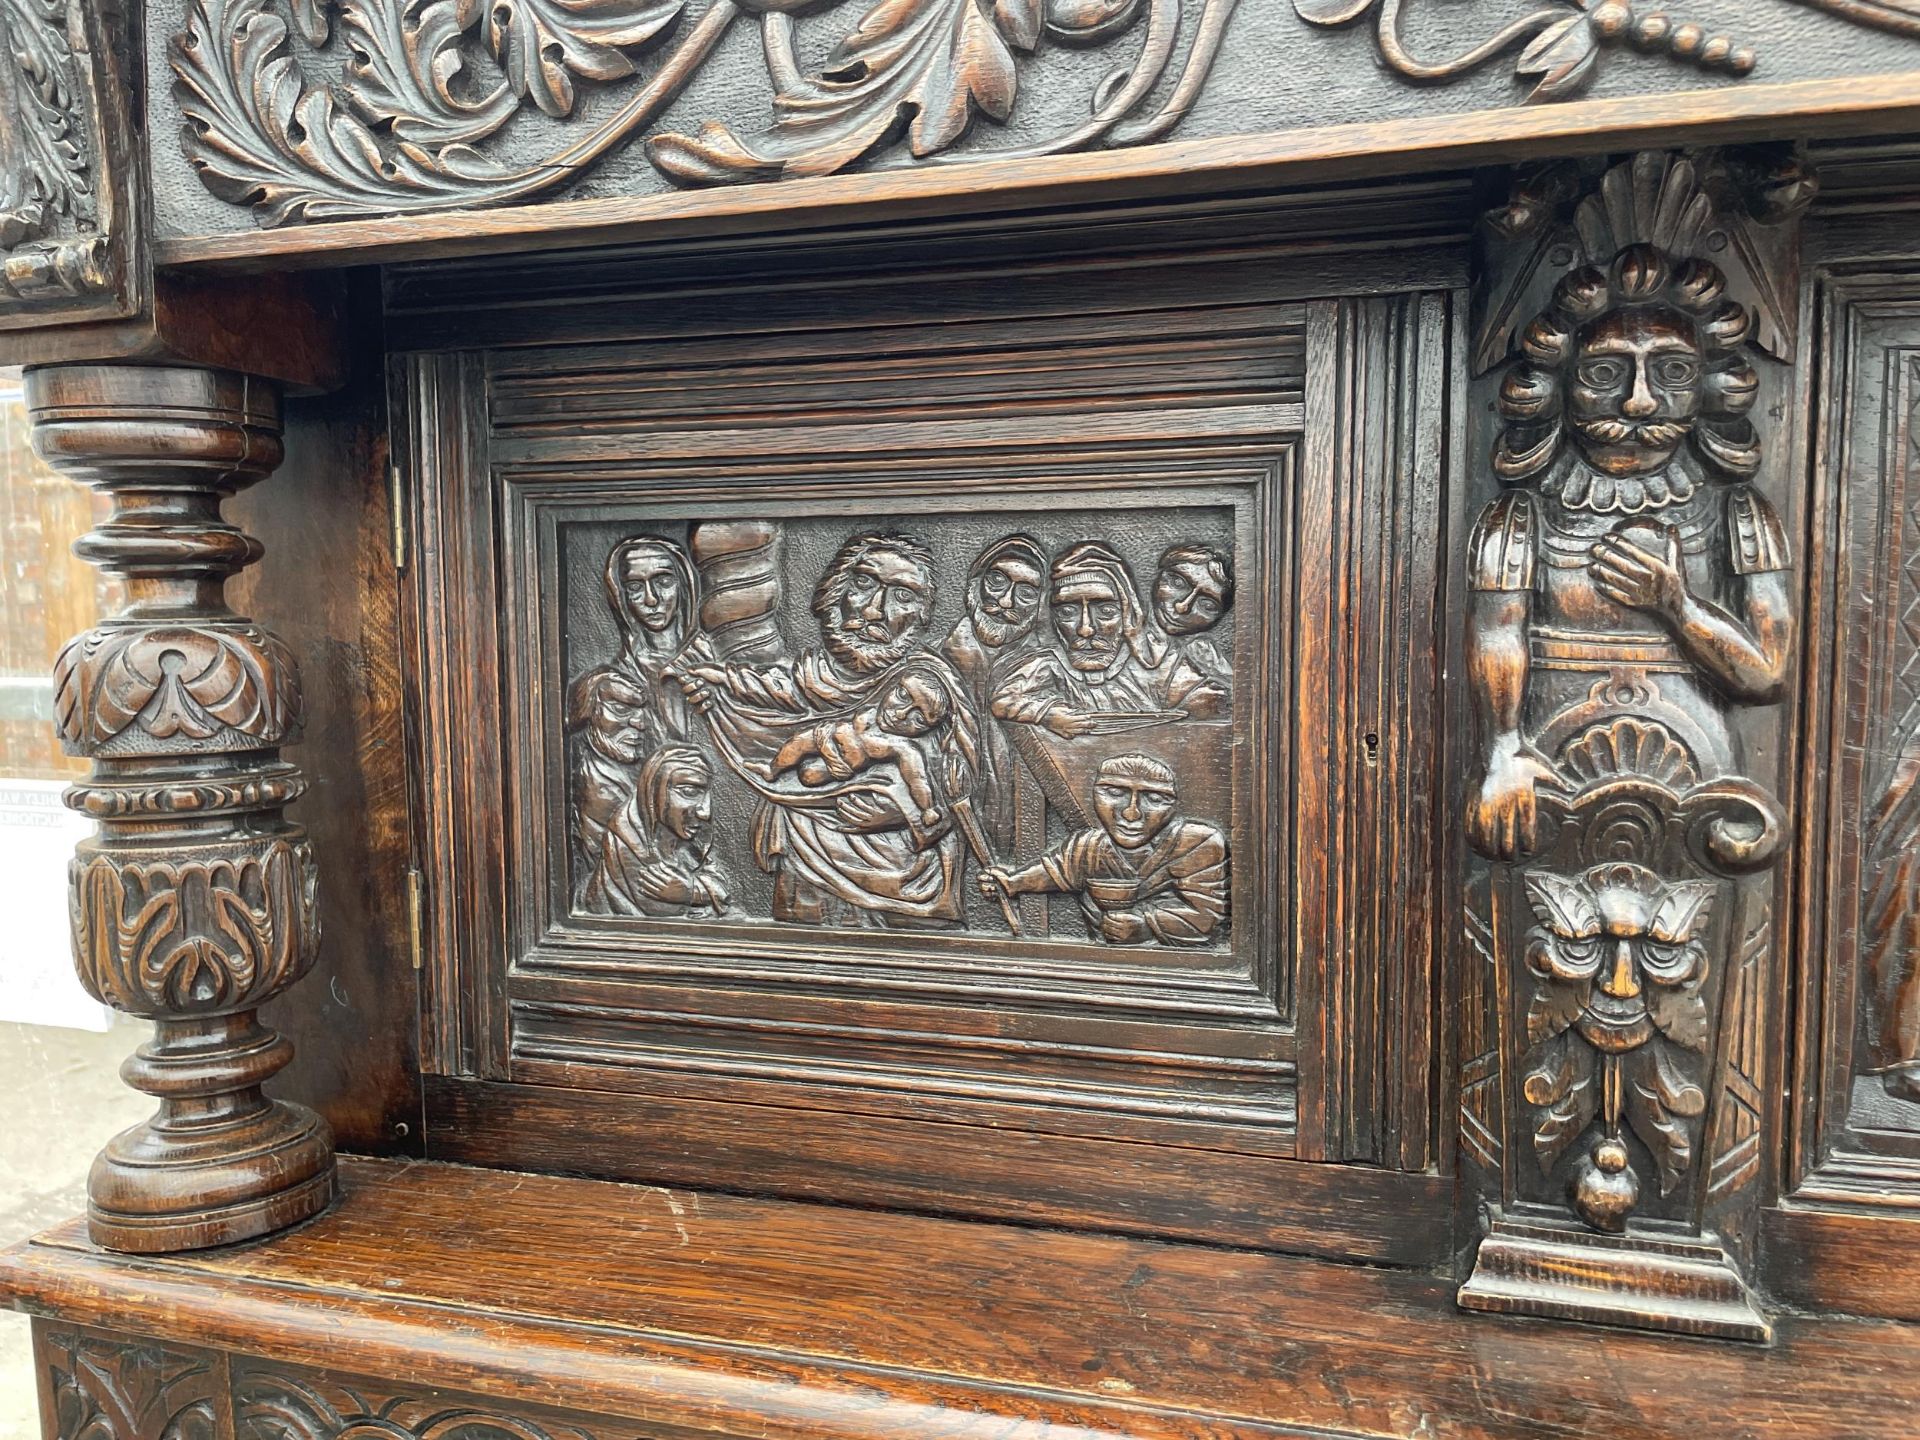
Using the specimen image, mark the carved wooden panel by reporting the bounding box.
[233,1364,635,1440]
[145,0,1920,245]
[1455,148,1812,1339]
[399,243,1455,1247]
[0,0,144,327]
[35,1324,224,1440]
[411,324,1298,1137]
[1790,264,1920,1208]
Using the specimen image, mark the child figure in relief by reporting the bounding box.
[978,753,1228,946]
[764,669,953,827]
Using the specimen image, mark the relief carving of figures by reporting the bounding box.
[992,539,1226,737]
[942,534,1046,849]
[1152,542,1234,691]
[1463,152,1798,1235]
[676,532,984,929]
[562,517,1236,949]
[582,743,731,917]
[1865,711,1920,1101]
[568,535,701,900]
[980,752,1227,945]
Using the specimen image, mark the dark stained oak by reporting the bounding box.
[15,0,1920,1420]
[27,362,338,1252]
[7,1157,1920,1440]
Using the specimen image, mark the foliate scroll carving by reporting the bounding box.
[1294,0,1756,103]
[54,624,303,753]
[28,363,334,1254]
[565,519,1233,948]
[1791,0,1920,37]
[171,0,1238,224]
[0,0,137,324]
[235,1366,606,1440]
[72,837,320,1014]
[40,1328,220,1440]
[1457,150,1805,1338]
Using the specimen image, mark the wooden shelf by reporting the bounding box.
[4,1157,1919,1439]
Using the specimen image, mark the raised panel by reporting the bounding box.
[403,261,1452,1248]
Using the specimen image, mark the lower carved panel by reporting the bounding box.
[37,1324,222,1440]
[234,1367,625,1440]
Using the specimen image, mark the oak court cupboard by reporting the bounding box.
[8,0,1920,1434]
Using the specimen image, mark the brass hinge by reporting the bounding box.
[388,462,408,572]
[406,867,425,971]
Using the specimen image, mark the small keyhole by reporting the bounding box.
[1363,732,1380,768]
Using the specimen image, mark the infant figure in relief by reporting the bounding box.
[764,668,953,827]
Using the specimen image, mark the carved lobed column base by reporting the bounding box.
[1458,1217,1770,1342]
[88,1012,335,1252]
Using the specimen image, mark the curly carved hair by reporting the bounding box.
[1493,243,1760,485]
[811,532,936,621]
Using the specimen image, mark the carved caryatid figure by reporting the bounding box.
[1152,541,1234,689]
[942,533,1046,844]
[1464,209,1795,1238]
[980,753,1227,946]
[1466,241,1793,860]
[583,744,732,919]
[678,532,983,928]
[992,540,1226,737]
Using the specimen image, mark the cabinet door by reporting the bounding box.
[398,246,1454,1262]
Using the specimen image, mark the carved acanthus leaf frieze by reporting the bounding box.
[173,0,1238,223]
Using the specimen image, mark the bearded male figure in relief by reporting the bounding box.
[677,532,983,928]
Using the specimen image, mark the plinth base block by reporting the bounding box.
[1458,1217,1771,1342]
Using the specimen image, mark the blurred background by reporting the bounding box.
[0,364,153,1440]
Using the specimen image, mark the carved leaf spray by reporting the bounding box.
[171,0,1239,222]
[1293,0,1756,103]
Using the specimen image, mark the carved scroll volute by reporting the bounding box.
[1455,150,1812,1340]
[29,361,335,1253]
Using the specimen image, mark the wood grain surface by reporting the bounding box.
[6,1156,1920,1440]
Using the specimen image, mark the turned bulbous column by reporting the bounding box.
[30,361,336,1252]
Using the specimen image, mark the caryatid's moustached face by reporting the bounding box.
[621,547,685,635]
[1052,574,1127,674]
[1566,307,1705,480]
[971,554,1044,647]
